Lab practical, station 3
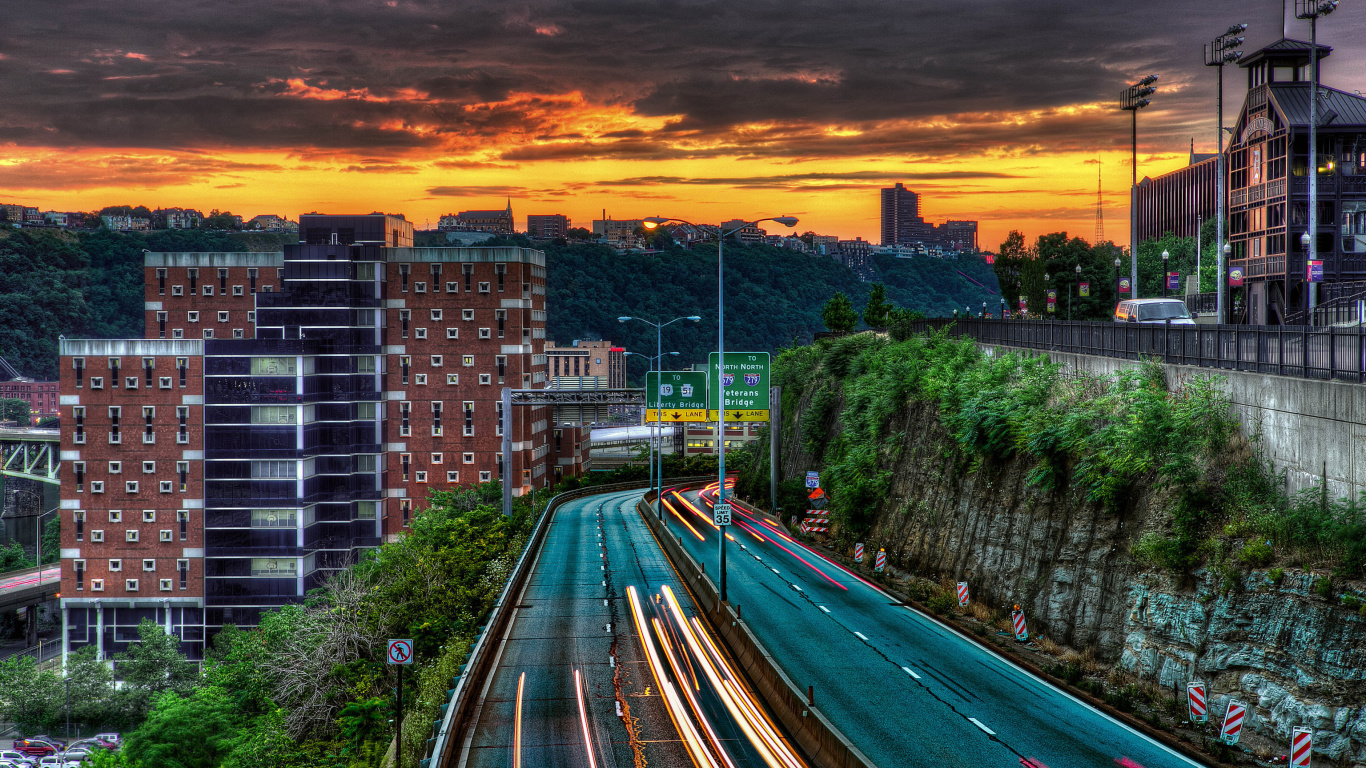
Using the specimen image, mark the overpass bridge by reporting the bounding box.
[0,426,61,486]
[0,565,60,646]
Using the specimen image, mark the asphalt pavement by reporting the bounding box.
[458,489,805,768]
[666,486,1208,768]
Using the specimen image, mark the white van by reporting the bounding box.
[1114,298,1195,325]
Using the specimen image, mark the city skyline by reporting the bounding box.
[1,1,1363,250]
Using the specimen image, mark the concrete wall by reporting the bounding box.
[986,345,1366,501]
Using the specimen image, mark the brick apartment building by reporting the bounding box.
[526,214,570,239]
[60,213,555,662]
[0,356,59,422]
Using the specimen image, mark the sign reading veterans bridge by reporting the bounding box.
[645,370,709,422]
[707,352,770,422]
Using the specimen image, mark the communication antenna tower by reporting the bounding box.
[1093,160,1105,245]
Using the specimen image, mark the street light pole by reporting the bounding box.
[642,215,797,604]
[1162,249,1170,297]
[1122,75,1159,301]
[1298,1,1337,318]
[1206,24,1246,324]
[620,317,699,523]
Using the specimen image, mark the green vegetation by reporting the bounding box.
[861,283,893,328]
[821,292,858,333]
[0,227,290,380]
[752,329,1366,579]
[0,397,30,424]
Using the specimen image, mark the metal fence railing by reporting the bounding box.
[913,318,1366,383]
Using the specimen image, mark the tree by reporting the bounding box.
[117,620,198,716]
[862,283,893,328]
[821,292,858,333]
[0,539,32,570]
[0,398,31,424]
[122,687,237,768]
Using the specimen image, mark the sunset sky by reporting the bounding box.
[2,1,1364,251]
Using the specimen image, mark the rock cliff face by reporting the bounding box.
[782,390,1366,763]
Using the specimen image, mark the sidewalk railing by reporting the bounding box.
[914,318,1366,383]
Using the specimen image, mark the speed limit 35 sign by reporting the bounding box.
[387,638,414,665]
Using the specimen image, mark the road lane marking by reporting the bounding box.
[790,584,802,591]
[854,632,869,641]
[818,606,830,613]
[969,718,995,735]
[771,568,780,574]
[901,666,921,679]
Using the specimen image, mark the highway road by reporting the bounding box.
[458,489,806,768]
[664,483,1207,768]
[0,565,60,613]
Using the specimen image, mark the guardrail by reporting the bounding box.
[424,475,715,768]
[636,493,877,768]
[916,317,1366,382]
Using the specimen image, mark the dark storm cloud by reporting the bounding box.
[0,0,1358,159]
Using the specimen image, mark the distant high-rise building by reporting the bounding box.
[880,183,933,246]
[527,214,570,239]
[941,221,979,252]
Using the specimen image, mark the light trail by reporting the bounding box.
[654,617,741,768]
[574,668,598,768]
[513,671,526,768]
[660,585,805,768]
[664,497,706,541]
[626,585,721,768]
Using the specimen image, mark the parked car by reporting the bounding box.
[92,734,120,749]
[1113,298,1196,324]
[26,740,62,753]
[0,751,31,763]
[35,757,62,768]
[11,742,56,758]
[58,750,89,763]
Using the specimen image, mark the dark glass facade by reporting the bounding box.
[202,242,384,630]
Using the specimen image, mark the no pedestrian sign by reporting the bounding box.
[387,638,414,665]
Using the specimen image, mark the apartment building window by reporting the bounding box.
[463,401,474,436]
[219,268,228,293]
[399,401,411,436]
[480,471,491,482]
[109,461,122,474]
[142,509,156,523]
[143,357,155,387]
[446,281,458,293]
[160,376,172,389]
[522,281,531,299]
[177,462,188,492]
[497,452,503,476]
[178,559,188,590]
[462,355,474,367]
[496,355,507,384]
[495,400,503,435]
[415,470,427,482]
[401,499,411,527]
[126,530,139,543]
[142,406,155,444]
[431,401,443,436]
[277,268,284,281]
[478,327,491,340]
[247,311,256,323]
[478,281,491,293]
[159,578,172,591]
[125,481,139,493]
[430,355,443,367]
[126,579,139,592]
[73,406,85,444]
[187,268,198,295]
[156,268,167,295]
[400,356,410,385]
[233,285,244,296]
[74,510,84,542]
[109,510,122,523]
[177,510,189,541]
[125,376,139,390]
[248,268,258,293]
[73,357,84,388]
[495,310,506,338]
[172,329,183,339]
[177,406,189,444]
[142,461,156,474]
[462,263,473,292]
[157,312,168,338]
[430,262,442,285]
[479,373,491,385]
[399,310,410,338]
[202,284,214,297]
[446,373,459,385]
[172,285,183,297]
[109,558,122,572]
[160,480,173,493]
[462,453,474,464]
[400,453,411,482]
[109,358,120,388]
[399,263,410,292]
[446,327,459,340]
[446,470,459,483]
[203,329,214,339]
[75,560,85,591]
[415,281,427,293]
[91,529,104,543]
[160,529,173,542]
[430,452,442,464]
[108,406,121,444]
[218,311,229,323]
[495,263,506,292]
[143,559,156,573]
[73,461,85,492]
[430,308,442,321]
[91,481,104,493]
[233,329,245,339]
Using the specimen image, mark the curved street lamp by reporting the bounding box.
[641,214,798,603]
[620,338,692,522]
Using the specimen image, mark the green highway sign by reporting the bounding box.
[646,370,709,412]
[707,352,770,415]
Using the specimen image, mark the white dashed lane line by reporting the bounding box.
[818,606,830,613]
[853,631,869,641]
[901,666,921,679]
[969,718,995,735]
